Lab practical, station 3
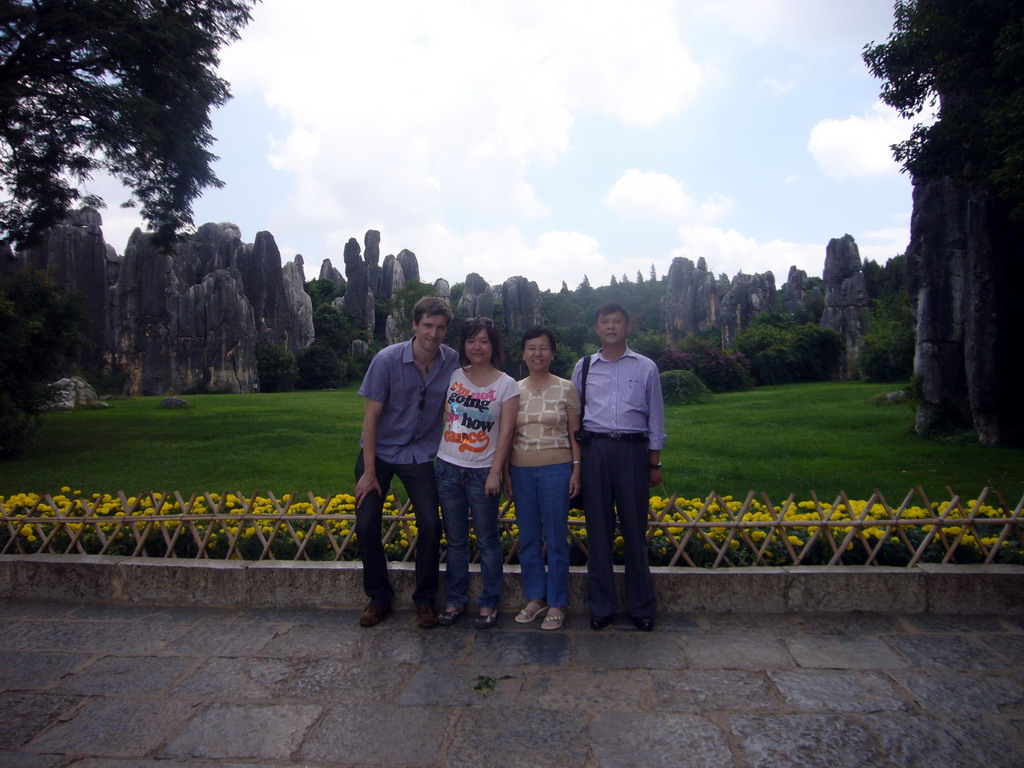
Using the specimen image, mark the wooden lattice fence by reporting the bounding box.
[1,487,1022,568]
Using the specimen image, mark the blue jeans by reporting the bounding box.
[509,463,571,609]
[435,458,503,610]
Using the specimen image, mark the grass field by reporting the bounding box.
[1,381,1022,504]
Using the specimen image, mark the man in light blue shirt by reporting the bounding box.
[572,301,666,631]
[354,296,460,628]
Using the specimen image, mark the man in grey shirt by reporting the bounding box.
[354,296,460,628]
[572,301,666,631]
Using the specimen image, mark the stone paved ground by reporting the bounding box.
[1,599,1022,767]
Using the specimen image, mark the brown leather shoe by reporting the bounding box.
[359,602,391,627]
[415,604,438,629]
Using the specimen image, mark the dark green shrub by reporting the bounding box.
[660,370,712,404]
[256,344,297,393]
[296,344,345,389]
[861,293,914,382]
[0,269,86,458]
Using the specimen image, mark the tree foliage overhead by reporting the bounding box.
[863,0,1024,219]
[0,0,258,249]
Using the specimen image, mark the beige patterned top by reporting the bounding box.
[510,376,581,467]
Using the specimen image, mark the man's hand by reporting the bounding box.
[355,471,383,507]
[648,468,663,488]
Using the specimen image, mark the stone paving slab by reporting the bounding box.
[1,598,1023,767]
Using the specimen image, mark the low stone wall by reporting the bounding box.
[3,555,1022,614]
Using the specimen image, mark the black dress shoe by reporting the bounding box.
[632,616,654,632]
[590,615,612,630]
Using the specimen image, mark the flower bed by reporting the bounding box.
[1,487,1021,567]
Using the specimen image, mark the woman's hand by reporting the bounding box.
[568,467,581,497]
[485,471,501,497]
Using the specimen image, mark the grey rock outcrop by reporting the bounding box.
[236,231,313,354]
[820,234,869,376]
[781,266,821,315]
[663,257,721,337]
[13,208,116,371]
[501,276,542,332]
[342,237,371,329]
[458,273,497,318]
[434,279,451,302]
[720,271,776,347]
[112,226,259,395]
[46,377,107,410]
[365,230,382,294]
[318,258,345,288]
[904,176,1024,445]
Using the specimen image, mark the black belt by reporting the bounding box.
[589,431,648,443]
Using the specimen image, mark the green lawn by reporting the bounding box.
[2,382,1022,504]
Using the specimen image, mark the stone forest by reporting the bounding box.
[1,174,1020,448]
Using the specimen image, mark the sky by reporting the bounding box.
[90,0,915,293]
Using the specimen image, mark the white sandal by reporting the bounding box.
[514,600,547,624]
[541,608,565,631]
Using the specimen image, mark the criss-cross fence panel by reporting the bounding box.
[1,488,1022,567]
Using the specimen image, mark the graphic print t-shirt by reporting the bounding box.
[436,367,519,469]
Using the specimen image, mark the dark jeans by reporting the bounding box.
[580,438,655,619]
[354,452,441,607]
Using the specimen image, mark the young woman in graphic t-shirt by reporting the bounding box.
[435,317,519,629]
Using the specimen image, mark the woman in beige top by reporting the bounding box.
[505,326,581,630]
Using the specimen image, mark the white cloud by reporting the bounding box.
[604,169,731,223]
[672,226,823,282]
[218,0,703,253]
[807,102,910,178]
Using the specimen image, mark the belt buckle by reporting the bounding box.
[608,432,623,440]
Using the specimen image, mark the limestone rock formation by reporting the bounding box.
[663,257,721,337]
[12,208,116,371]
[236,231,313,354]
[112,226,259,395]
[903,176,1024,444]
[781,266,821,316]
[365,230,382,294]
[820,234,869,376]
[501,276,542,332]
[719,271,776,347]
[342,237,368,322]
[458,273,497,318]
[434,278,451,302]
[318,258,345,288]
[46,377,107,410]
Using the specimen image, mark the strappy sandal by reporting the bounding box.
[514,601,548,624]
[437,605,464,626]
[541,608,565,631]
[474,609,498,629]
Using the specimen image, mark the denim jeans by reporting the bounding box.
[509,463,572,609]
[354,452,441,607]
[435,458,503,610]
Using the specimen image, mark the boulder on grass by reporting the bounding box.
[46,377,108,410]
[160,396,190,409]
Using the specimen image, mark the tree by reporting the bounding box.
[864,0,1024,444]
[0,268,86,458]
[863,0,1024,220]
[255,343,296,393]
[296,344,345,390]
[0,0,258,249]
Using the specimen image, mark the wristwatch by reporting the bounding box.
[649,462,662,470]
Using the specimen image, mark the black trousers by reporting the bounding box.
[580,438,656,619]
[354,452,441,607]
